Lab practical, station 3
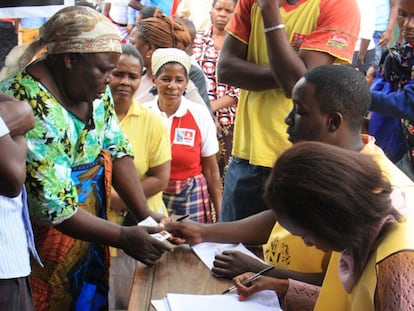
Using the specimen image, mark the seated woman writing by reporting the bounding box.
[232,141,414,311]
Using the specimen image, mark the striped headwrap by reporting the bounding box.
[0,5,121,81]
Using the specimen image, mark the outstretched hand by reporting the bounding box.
[212,250,269,278]
[119,225,174,266]
[164,219,205,245]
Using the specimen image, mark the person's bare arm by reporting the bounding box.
[0,135,28,197]
[0,93,34,136]
[210,95,237,112]
[379,0,398,47]
[358,39,371,64]
[103,2,111,17]
[213,250,327,285]
[259,0,335,98]
[141,161,170,198]
[112,156,165,222]
[111,160,171,212]
[129,0,144,11]
[0,97,34,197]
[217,34,278,91]
[201,155,222,217]
[165,209,277,245]
[55,208,173,266]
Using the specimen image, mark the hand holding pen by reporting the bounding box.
[226,266,290,302]
[222,266,274,294]
[175,214,190,222]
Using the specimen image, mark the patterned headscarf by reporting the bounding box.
[151,48,191,77]
[0,5,121,81]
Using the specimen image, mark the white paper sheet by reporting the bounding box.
[151,298,171,311]
[191,242,265,271]
[152,291,281,311]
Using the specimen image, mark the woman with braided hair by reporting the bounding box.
[129,8,213,115]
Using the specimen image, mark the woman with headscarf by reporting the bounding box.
[145,48,221,223]
[129,9,213,115]
[0,6,172,310]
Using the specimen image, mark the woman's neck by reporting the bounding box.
[212,26,227,50]
[31,59,92,123]
[114,99,131,122]
[157,97,180,117]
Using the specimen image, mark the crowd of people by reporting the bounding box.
[0,0,413,310]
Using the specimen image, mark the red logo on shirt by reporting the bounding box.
[291,33,305,51]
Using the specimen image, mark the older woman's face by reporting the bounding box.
[110,54,142,104]
[69,52,120,103]
[398,0,414,43]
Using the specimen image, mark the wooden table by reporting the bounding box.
[128,245,233,311]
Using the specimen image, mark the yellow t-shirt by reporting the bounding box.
[314,134,414,311]
[226,0,359,167]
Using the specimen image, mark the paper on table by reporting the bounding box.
[191,242,265,271]
[151,291,282,311]
[151,298,171,311]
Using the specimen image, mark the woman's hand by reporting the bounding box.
[233,272,289,301]
[212,250,269,278]
[379,29,393,48]
[164,220,205,245]
[119,225,174,266]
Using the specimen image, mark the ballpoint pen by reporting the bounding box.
[222,265,275,294]
[176,214,190,222]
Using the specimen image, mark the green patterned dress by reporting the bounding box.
[0,69,134,311]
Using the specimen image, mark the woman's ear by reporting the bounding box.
[327,112,343,132]
[146,44,156,59]
[63,54,82,70]
[63,54,73,69]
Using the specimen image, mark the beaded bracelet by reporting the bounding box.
[264,24,285,33]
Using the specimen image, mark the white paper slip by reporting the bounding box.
[162,290,281,311]
[137,216,159,227]
[191,242,265,271]
[152,298,171,311]
[151,230,172,241]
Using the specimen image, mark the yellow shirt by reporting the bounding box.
[110,100,171,217]
[227,0,359,167]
